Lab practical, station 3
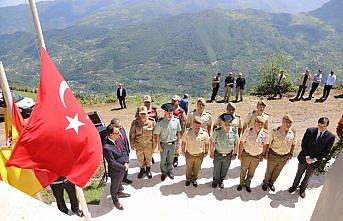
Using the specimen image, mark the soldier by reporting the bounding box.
[186,97,212,134]
[171,95,187,167]
[243,98,269,132]
[154,103,182,181]
[129,106,156,179]
[135,95,159,164]
[181,116,210,187]
[210,113,239,189]
[238,116,269,193]
[135,95,159,122]
[213,102,243,136]
[262,115,296,192]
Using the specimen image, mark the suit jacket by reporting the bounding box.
[298,127,335,169]
[103,137,128,175]
[117,88,126,98]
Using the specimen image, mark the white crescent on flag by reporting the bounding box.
[59,80,69,108]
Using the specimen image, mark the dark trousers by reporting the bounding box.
[110,169,126,203]
[292,162,315,191]
[274,85,282,98]
[295,85,307,99]
[211,87,219,101]
[322,85,333,100]
[213,151,232,183]
[118,97,126,108]
[308,82,319,98]
[50,181,79,214]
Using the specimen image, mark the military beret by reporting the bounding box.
[161,103,174,112]
[219,113,234,123]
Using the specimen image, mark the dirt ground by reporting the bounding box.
[83,89,342,154]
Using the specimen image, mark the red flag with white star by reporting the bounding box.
[7,48,102,187]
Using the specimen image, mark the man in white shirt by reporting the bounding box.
[321,71,337,101]
[306,69,322,100]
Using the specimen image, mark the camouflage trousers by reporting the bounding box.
[136,146,154,168]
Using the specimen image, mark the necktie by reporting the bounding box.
[120,134,126,144]
[317,132,323,141]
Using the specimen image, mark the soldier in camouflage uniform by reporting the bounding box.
[129,106,156,179]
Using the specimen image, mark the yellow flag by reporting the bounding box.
[0,105,43,196]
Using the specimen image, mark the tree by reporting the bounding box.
[252,53,295,95]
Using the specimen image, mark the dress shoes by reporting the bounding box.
[246,186,252,193]
[117,192,131,198]
[268,183,275,192]
[167,172,174,180]
[212,182,218,188]
[173,157,178,167]
[122,178,133,184]
[72,209,84,217]
[288,186,296,193]
[113,201,124,210]
[192,181,198,187]
[161,174,167,181]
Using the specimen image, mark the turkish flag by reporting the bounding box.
[7,48,102,187]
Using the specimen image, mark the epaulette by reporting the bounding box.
[274,126,281,131]
[249,127,254,131]
[252,110,256,114]
[204,110,211,114]
[291,127,296,134]
[234,114,240,118]
[215,127,222,131]
[158,117,164,122]
[264,112,269,116]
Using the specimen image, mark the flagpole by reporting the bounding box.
[27,1,91,220]
[27,0,46,50]
[0,62,13,117]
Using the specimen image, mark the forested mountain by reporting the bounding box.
[0,0,341,96]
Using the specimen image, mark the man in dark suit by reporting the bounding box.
[116,83,127,109]
[289,117,335,198]
[103,125,131,210]
[111,118,132,184]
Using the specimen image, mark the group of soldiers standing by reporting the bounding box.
[127,94,322,194]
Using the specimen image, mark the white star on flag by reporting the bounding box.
[66,114,85,134]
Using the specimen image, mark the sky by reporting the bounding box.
[0,0,54,7]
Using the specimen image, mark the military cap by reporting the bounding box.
[172,95,181,101]
[219,113,234,123]
[283,114,294,123]
[197,97,206,106]
[138,106,148,114]
[143,95,152,102]
[161,103,174,112]
[257,98,267,107]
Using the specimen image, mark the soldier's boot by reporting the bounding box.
[146,167,153,179]
[173,157,178,167]
[137,168,145,179]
